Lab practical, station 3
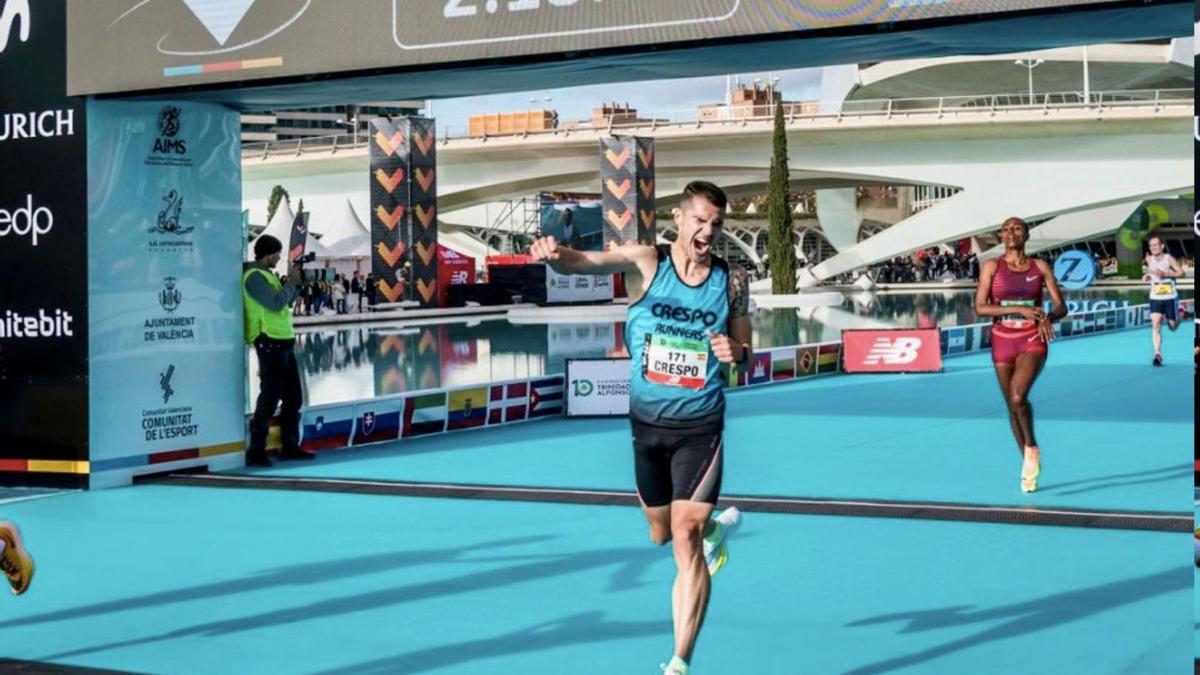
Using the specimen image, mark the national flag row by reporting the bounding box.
[296,376,565,452]
[724,343,842,389]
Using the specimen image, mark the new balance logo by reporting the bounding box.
[863,337,922,365]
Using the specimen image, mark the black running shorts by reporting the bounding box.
[631,416,724,508]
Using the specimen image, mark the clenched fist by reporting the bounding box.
[530,236,561,263]
[706,330,745,364]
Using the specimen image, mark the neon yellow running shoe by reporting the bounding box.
[1021,447,1041,493]
[0,521,34,595]
[703,507,741,576]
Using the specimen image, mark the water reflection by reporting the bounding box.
[251,288,1189,406]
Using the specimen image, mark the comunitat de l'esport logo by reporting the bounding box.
[0,0,30,54]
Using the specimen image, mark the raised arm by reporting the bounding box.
[530,235,655,276]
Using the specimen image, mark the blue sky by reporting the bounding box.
[427,67,825,135]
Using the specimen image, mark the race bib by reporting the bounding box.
[1150,279,1177,300]
[999,299,1035,330]
[643,334,708,389]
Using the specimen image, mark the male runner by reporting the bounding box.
[1142,236,1183,366]
[531,181,749,675]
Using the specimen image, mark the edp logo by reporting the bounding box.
[0,194,53,246]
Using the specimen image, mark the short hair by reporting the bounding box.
[254,234,283,260]
[1001,217,1028,234]
[680,181,728,212]
[1147,235,1163,245]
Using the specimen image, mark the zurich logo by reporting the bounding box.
[1053,250,1097,290]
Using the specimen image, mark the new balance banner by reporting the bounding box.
[300,406,355,452]
[352,401,402,446]
[566,359,631,417]
[0,0,90,487]
[841,329,942,373]
[599,137,654,248]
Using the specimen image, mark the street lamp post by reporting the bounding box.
[1014,58,1044,103]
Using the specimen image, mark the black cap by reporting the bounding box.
[254,234,283,260]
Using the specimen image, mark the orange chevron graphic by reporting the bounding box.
[415,241,436,266]
[376,241,406,267]
[374,130,406,157]
[606,208,633,231]
[415,204,436,228]
[380,335,405,357]
[605,178,632,200]
[374,168,406,193]
[375,204,405,230]
[378,280,405,303]
[414,168,436,193]
[419,328,437,352]
[413,130,435,156]
[604,147,630,170]
[637,146,654,168]
[640,210,656,227]
[639,178,654,200]
[416,278,437,303]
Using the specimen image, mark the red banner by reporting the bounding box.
[438,245,475,306]
[841,329,942,373]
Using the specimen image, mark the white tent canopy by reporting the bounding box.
[321,198,371,259]
[250,200,334,273]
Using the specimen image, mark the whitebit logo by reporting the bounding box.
[0,309,73,339]
[863,338,922,365]
[0,0,30,54]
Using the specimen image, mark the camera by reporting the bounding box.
[295,252,317,265]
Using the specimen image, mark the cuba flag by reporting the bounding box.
[446,387,488,431]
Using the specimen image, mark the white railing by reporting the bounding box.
[241,89,1193,159]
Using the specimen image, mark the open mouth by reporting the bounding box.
[692,235,712,257]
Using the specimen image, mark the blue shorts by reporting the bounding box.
[1149,299,1177,321]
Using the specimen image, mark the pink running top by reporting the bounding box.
[990,259,1044,330]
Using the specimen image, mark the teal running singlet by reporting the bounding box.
[627,245,730,424]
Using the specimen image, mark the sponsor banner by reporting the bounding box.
[300,406,355,452]
[488,381,530,425]
[409,117,438,309]
[0,0,89,486]
[352,401,402,446]
[287,211,309,263]
[842,329,942,374]
[70,2,1157,96]
[566,359,631,417]
[545,268,615,304]
[528,376,566,418]
[370,117,412,305]
[437,245,475,306]
[86,99,244,473]
[404,392,446,437]
[446,387,488,431]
